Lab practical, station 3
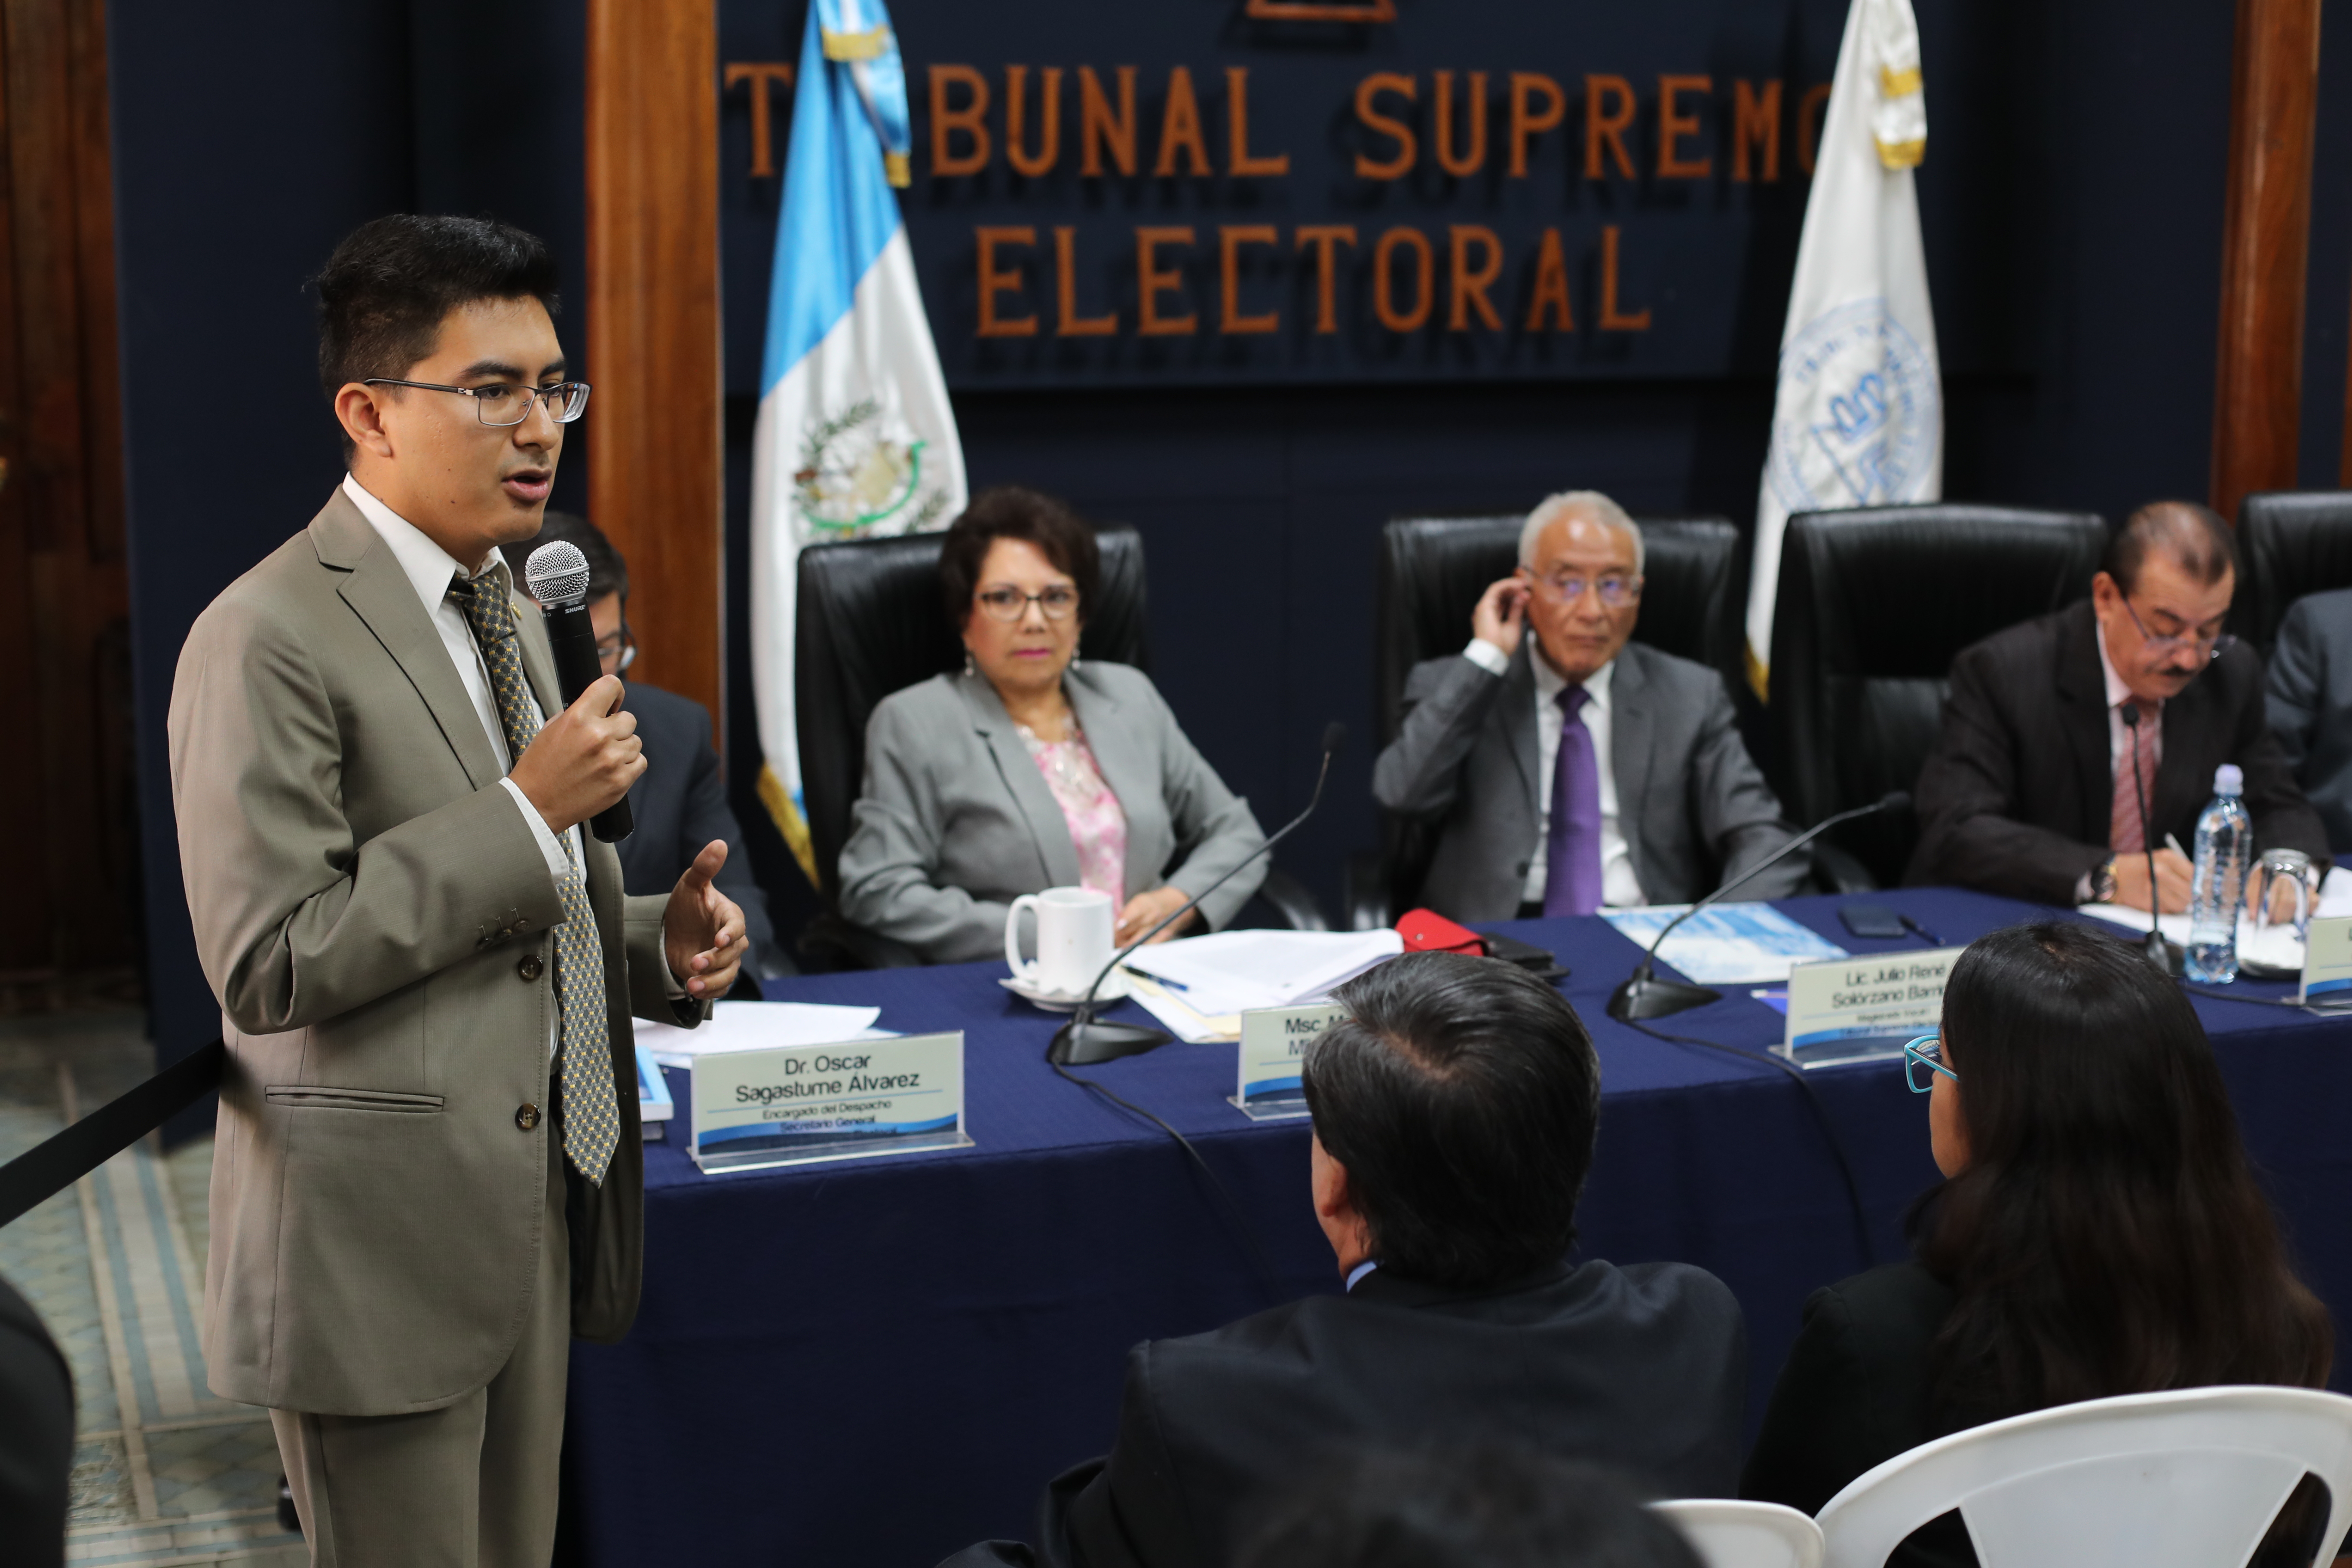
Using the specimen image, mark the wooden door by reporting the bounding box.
[0,0,133,1009]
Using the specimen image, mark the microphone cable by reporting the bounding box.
[1618,1017,1878,1272]
[1050,1059,1289,1308]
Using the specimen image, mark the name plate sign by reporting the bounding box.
[689,1031,972,1174]
[1231,1004,1345,1122]
[2299,916,2352,1004]
[1778,949,1963,1068]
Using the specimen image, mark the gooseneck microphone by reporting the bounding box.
[524,541,634,844]
[2119,703,2177,975]
[1049,722,1346,1067]
[1607,791,1912,1022]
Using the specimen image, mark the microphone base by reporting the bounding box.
[1606,974,1723,1023]
[1048,1018,1173,1066]
[2142,931,2184,977]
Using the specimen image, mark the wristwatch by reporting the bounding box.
[2089,858,2119,904]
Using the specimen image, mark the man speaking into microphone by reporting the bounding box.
[167,215,748,1564]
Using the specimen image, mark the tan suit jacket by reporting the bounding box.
[168,489,704,1417]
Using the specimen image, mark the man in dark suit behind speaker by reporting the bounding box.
[505,514,781,979]
[1908,501,2330,909]
[1373,490,1806,921]
[941,951,1746,1568]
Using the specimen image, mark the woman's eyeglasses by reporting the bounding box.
[1903,1033,1956,1093]
[975,585,1079,622]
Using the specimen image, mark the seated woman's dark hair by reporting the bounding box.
[1303,951,1600,1291]
[937,486,1101,631]
[1920,922,2331,1421]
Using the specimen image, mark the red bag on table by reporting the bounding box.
[1394,907,1488,956]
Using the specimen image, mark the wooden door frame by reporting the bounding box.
[2211,0,2321,521]
[585,0,724,733]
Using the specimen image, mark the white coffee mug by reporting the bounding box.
[1006,885,1115,995]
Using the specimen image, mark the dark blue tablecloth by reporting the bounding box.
[563,889,2352,1567]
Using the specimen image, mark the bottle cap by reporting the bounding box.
[2214,763,2244,796]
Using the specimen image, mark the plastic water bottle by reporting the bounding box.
[2187,763,2252,983]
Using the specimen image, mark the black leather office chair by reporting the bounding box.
[2237,491,2352,655]
[1350,511,1743,928]
[1767,502,2107,889]
[793,526,1323,969]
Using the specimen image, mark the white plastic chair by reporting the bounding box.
[1651,1499,1825,1568]
[1815,1385,2352,1568]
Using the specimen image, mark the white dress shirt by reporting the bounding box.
[2096,617,2161,781]
[341,473,579,882]
[2079,616,2165,903]
[341,475,685,1039]
[1463,637,1647,909]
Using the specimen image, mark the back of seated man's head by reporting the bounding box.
[1307,951,1600,1291]
[1235,1445,1702,1568]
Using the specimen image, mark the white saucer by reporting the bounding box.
[2236,923,2305,981]
[999,969,1132,1012]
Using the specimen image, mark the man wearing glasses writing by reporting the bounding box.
[1374,490,1806,921]
[1909,500,2329,911]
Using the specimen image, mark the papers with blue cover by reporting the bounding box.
[1600,903,1848,983]
[634,1044,674,1123]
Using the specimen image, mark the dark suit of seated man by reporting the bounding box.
[1373,491,1806,922]
[942,950,1746,1568]
[1908,500,2330,910]
[505,513,782,977]
[2267,586,2352,854]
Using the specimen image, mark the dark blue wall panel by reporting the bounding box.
[116,0,2352,1067]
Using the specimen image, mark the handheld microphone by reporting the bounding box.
[524,541,634,844]
[1607,791,1912,1022]
[1049,721,1346,1066]
[2118,704,2178,975]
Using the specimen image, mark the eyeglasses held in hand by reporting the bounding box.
[976,585,1080,622]
[1527,570,1642,608]
[2120,595,2237,662]
[1903,1033,1956,1093]
[362,378,591,428]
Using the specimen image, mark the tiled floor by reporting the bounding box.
[0,1008,304,1567]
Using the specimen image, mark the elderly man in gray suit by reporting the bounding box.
[168,216,747,1566]
[1373,491,1806,921]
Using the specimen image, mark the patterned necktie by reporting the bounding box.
[1544,686,1605,917]
[448,573,621,1185]
[2110,699,2161,855]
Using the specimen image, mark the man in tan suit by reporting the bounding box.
[168,215,749,1565]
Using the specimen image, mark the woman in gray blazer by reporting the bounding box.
[836,487,1268,964]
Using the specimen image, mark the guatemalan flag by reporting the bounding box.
[751,0,967,884]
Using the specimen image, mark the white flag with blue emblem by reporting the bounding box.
[1743,0,1940,697]
[751,0,966,885]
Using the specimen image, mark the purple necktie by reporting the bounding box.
[1544,686,1605,917]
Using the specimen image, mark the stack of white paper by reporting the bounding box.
[636,1000,886,1069]
[1120,929,1405,1020]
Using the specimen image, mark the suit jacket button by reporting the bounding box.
[518,953,545,982]
[516,1102,541,1131]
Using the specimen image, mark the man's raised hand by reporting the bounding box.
[666,840,750,998]
[510,674,642,833]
